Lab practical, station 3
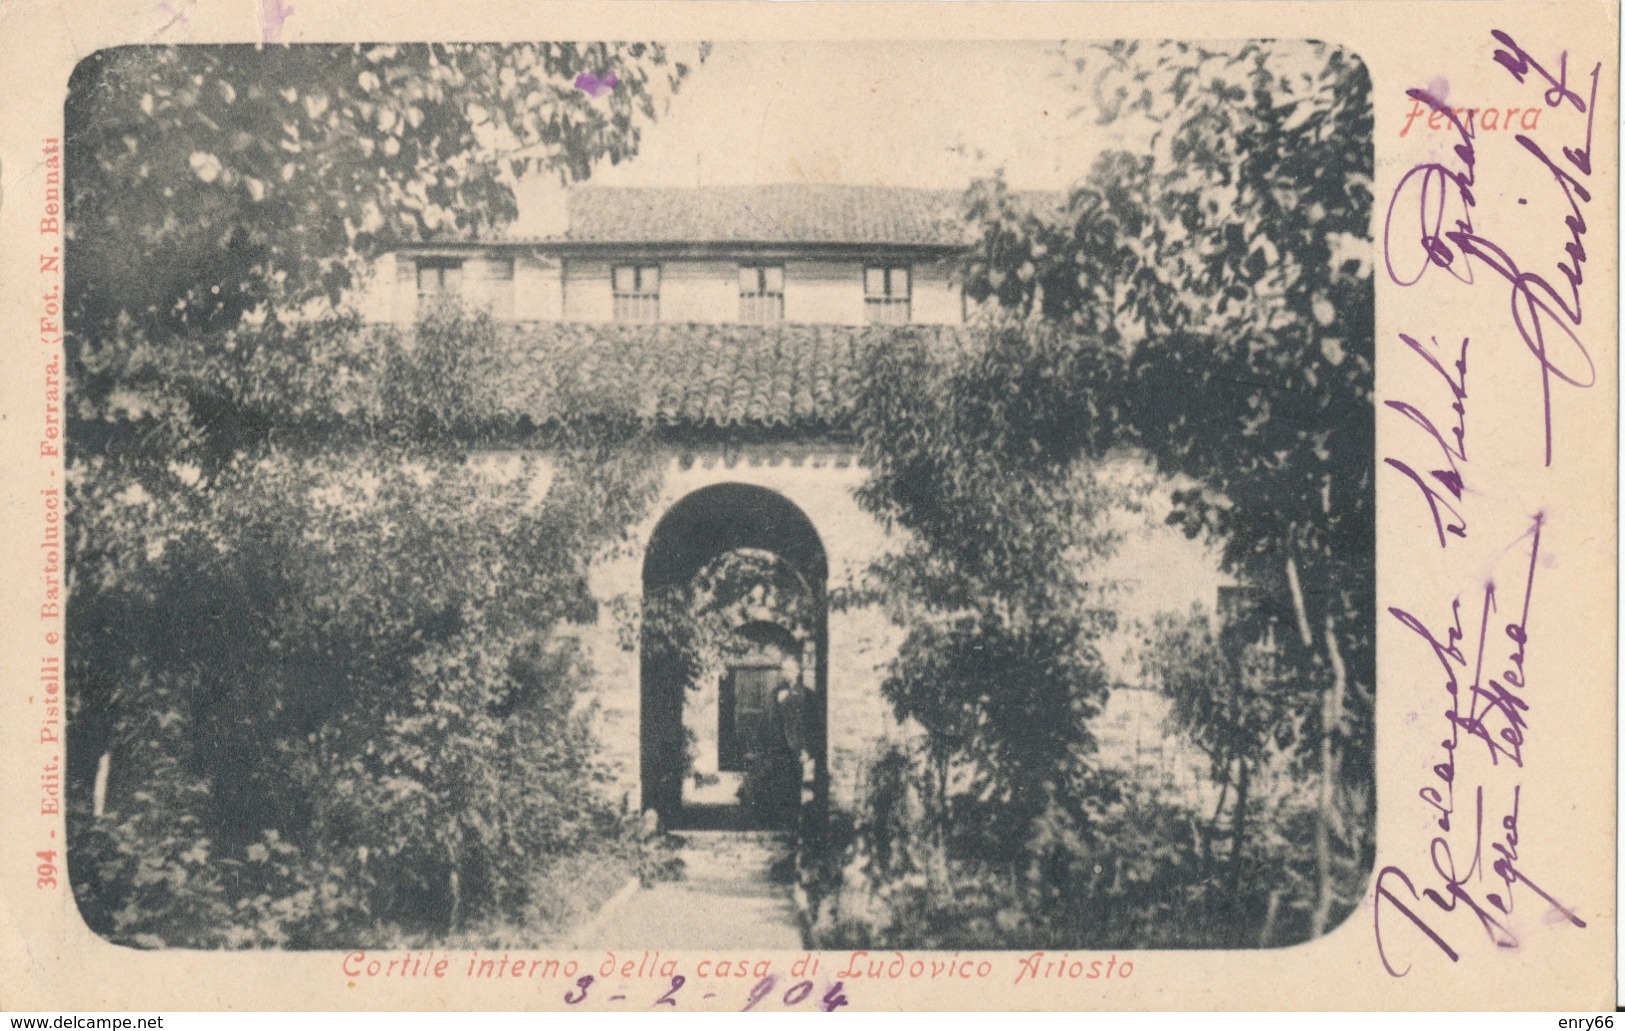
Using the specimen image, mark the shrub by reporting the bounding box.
[67,307,662,947]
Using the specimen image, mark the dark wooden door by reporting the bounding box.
[719,664,781,772]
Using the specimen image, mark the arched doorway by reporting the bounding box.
[641,484,828,835]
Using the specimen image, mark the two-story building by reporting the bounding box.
[354,183,1200,838]
[365,183,970,329]
[355,184,978,835]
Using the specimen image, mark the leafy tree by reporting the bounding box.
[852,320,1135,871]
[66,43,699,338]
[70,439,662,945]
[856,40,1373,942]
[67,42,699,469]
[64,43,695,945]
[992,40,1371,936]
[67,302,667,945]
[1138,603,1309,939]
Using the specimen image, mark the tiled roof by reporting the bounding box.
[564,184,970,248]
[403,185,1068,250]
[488,321,969,432]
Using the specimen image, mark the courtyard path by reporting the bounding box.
[568,831,805,950]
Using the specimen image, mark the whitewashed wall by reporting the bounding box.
[908,259,963,325]
[563,257,962,326]
[358,252,562,324]
[561,258,615,323]
[371,252,963,327]
[657,260,740,323]
[514,255,565,322]
[781,260,865,324]
[348,256,401,323]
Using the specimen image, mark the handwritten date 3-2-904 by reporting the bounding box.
[564,973,849,1011]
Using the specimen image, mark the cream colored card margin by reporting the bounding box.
[0,0,1615,1012]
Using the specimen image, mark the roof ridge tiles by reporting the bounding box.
[564,182,972,248]
[475,320,968,432]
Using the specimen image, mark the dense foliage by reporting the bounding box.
[67,305,666,947]
[65,44,691,946]
[66,43,698,340]
[822,40,1374,947]
[70,439,660,946]
[854,322,1131,851]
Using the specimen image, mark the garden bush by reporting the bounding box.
[67,308,662,948]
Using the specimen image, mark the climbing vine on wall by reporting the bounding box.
[65,42,697,947]
[824,40,1373,949]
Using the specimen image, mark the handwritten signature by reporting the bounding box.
[1374,514,1586,977]
[1385,333,1469,547]
[1382,32,1600,467]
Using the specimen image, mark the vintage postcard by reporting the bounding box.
[0,0,1615,1013]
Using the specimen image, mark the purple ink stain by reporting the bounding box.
[156,0,193,29]
[261,0,293,43]
[1426,75,1449,104]
[575,72,618,99]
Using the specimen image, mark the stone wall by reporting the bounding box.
[482,443,1219,825]
[570,443,906,817]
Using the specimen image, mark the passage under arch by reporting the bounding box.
[639,483,829,833]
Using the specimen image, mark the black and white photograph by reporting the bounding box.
[61,36,1376,958]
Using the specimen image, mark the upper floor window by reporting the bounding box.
[416,257,463,301]
[613,264,661,323]
[738,265,785,324]
[864,266,910,325]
